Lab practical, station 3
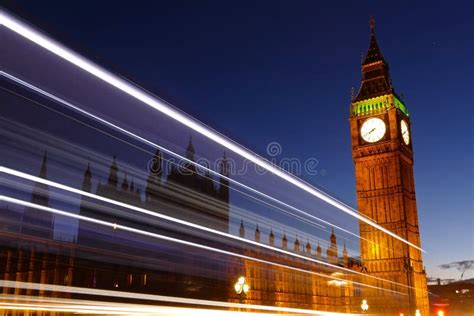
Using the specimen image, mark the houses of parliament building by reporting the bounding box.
[0,19,429,315]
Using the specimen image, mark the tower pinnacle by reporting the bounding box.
[186,136,195,161]
[239,219,245,238]
[362,17,385,66]
[369,16,375,35]
[352,17,394,103]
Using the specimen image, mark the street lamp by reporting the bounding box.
[234,276,249,303]
[415,309,421,316]
[361,299,369,313]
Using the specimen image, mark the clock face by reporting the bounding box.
[360,117,386,143]
[401,120,410,145]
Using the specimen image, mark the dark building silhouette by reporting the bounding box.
[20,151,53,239]
[72,138,231,300]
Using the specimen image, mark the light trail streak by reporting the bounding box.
[0,304,264,316]
[0,195,407,295]
[0,283,362,315]
[0,84,394,262]
[0,11,425,253]
[0,71,337,233]
[0,167,416,292]
[1,71,401,257]
[0,105,328,237]
[0,298,281,315]
[1,294,263,315]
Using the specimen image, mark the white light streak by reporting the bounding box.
[0,195,406,295]
[0,10,424,253]
[0,167,415,291]
[0,71,415,261]
[0,296,282,315]
[0,282,361,315]
[0,72,406,261]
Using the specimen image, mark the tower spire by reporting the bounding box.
[282,231,288,250]
[362,16,385,66]
[107,155,118,187]
[186,136,195,161]
[353,17,394,103]
[21,151,53,238]
[316,240,322,259]
[255,224,260,242]
[121,170,129,191]
[82,162,92,193]
[369,16,375,35]
[342,241,349,267]
[239,219,245,238]
[327,227,338,265]
[269,228,275,246]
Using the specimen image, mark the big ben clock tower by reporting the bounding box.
[350,18,429,315]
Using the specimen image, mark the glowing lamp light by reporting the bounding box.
[361,299,369,312]
[437,310,445,316]
[234,276,249,295]
[415,309,421,316]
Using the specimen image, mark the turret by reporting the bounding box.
[282,232,288,250]
[81,163,92,193]
[316,241,322,260]
[107,155,119,187]
[294,236,300,253]
[326,227,338,265]
[305,239,312,255]
[342,242,349,267]
[269,228,275,246]
[121,171,129,191]
[239,220,245,238]
[21,151,53,239]
[255,224,260,243]
[186,136,195,161]
[130,178,135,192]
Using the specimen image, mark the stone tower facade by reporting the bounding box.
[349,18,429,315]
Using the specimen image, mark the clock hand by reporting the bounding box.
[362,128,376,138]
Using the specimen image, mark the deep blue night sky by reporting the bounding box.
[3,0,473,280]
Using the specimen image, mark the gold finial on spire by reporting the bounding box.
[369,16,375,35]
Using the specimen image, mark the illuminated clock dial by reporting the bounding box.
[401,120,410,145]
[360,118,386,143]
